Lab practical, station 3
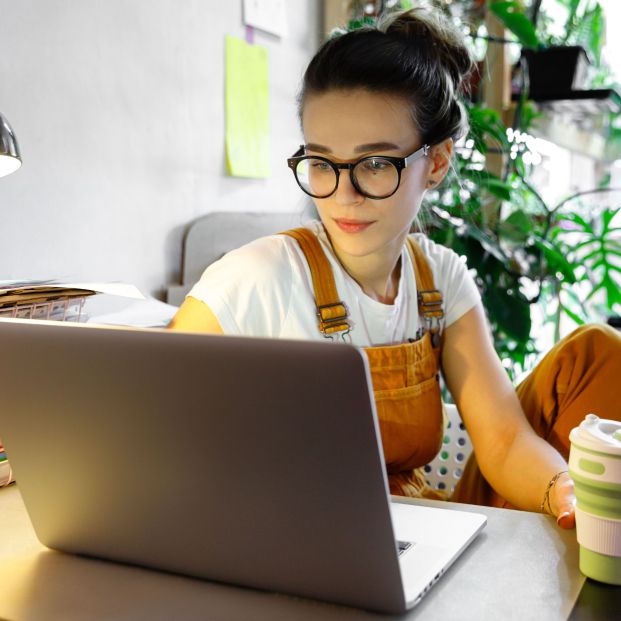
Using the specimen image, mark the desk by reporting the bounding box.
[0,485,600,621]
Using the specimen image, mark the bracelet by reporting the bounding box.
[540,470,568,514]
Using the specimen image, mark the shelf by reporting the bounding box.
[512,88,621,116]
[512,89,621,160]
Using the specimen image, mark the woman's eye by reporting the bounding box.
[311,161,331,171]
[364,159,389,172]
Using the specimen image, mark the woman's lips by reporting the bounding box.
[334,218,375,234]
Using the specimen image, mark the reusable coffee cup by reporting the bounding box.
[569,414,621,585]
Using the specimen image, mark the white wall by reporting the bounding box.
[0,0,320,298]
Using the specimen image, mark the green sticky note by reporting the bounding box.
[225,36,270,178]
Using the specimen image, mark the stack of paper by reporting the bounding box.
[0,280,97,307]
[0,280,145,306]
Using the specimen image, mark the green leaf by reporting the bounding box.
[461,167,513,201]
[557,212,593,233]
[602,207,621,230]
[489,1,540,50]
[572,239,600,253]
[578,6,604,64]
[484,285,532,343]
[486,179,513,201]
[468,106,509,149]
[499,209,534,242]
[346,16,375,31]
[603,273,621,307]
[462,223,508,264]
[532,236,577,283]
[559,303,586,327]
[598,171,611,189]
[562,283,590,312]
[460,167,498,183]
[582,265,621,309]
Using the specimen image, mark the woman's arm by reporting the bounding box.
[441,303,575,526]
[167,296,224,334]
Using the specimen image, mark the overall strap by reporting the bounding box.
[281,228,445,341]
[280,228,351,337]
[406,237,445,344]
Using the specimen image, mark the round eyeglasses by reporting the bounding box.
[286,144,429,200]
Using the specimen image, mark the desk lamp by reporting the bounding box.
[0,111,21,487]
[0,112,21,178]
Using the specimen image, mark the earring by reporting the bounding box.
[426,179,435,188]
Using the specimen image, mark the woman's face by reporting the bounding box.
[301,89,432,262]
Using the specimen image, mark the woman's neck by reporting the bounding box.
[332,242,404,305]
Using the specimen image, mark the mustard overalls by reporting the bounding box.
[282,228,447,499]
[282,229,621,509]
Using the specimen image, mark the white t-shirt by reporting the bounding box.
[188,221,480,347]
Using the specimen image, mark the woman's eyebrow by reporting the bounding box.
[354,141,401,153]
[304,142,331,154]
[305,141,402,154]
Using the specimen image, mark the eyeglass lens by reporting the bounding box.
[295,157,400,198]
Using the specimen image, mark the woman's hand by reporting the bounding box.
[550,472,576,529]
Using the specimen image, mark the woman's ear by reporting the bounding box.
[426,138,453,188]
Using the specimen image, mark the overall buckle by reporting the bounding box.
[418,290,444,347]
[316,302,351,340]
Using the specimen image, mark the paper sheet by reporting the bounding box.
[85,296,178,328]
[242,0,287,37]
[225,35,270,178]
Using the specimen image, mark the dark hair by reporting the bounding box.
[298,8,474,145]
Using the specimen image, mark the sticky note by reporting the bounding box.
[225,35,270,178]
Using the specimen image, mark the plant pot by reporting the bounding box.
[521,45,591,99]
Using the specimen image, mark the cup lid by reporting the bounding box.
[569,414,621,455]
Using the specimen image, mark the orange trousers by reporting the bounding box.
[451,323,621,507]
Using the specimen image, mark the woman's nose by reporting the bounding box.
[334,170,364,205]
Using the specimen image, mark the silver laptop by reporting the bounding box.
[0,318,486,614]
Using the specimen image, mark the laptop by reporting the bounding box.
[0,318,486,614]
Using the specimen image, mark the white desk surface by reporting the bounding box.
[0,484,584,621]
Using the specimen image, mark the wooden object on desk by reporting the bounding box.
[0,484,585,621]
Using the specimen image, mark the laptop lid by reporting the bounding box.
[0,319,410,613]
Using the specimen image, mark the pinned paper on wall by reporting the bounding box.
[225,35,270,179]
[242,0,287,38]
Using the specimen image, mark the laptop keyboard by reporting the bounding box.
[397,540,414,556]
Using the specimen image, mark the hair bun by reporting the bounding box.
[299,5,472,146]
[380,8,474,95]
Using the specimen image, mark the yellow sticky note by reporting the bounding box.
[225,36,270,178]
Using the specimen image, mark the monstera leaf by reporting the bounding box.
[556,207,621,309]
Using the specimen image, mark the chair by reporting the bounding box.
[423,403,473,494]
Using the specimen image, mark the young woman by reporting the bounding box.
[169,8,621,529]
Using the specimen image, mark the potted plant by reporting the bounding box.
[489,0,605,99]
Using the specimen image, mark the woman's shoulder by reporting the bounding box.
[209,232,299,275]
[196,223,320,287]
[408,232,464,268]
[188,229,313,336]
[224,232,292,262]
[407,232,481,326]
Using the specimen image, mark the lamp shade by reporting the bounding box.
[0,112,21,178]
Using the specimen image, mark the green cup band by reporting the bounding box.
[580,547,621,585]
